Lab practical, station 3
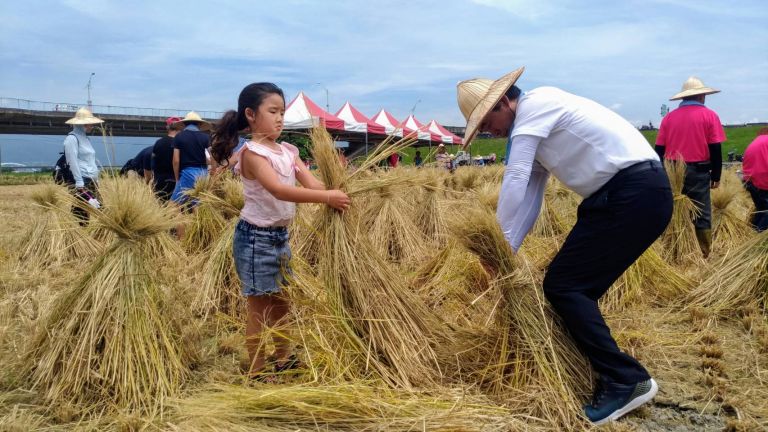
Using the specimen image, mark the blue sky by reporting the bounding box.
[1,0,766,127]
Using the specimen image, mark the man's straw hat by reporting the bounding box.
[65,107,104,125]
[174,111,211,130]
[669,76,720,101]
[457,66,524,147]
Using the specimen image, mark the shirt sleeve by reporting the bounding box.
[655,119,667,146]
[510,93,562,139]
[496,134,549,252]
[707,112,726,144]
[63,135,84,187]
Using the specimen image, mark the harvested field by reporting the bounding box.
[0,157,766,431]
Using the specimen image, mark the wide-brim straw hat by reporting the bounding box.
[173,111,211,131]
[670,76,720,101]
[457,66,524,147]
[65,107,104,125]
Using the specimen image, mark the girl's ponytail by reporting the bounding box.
[211,83,285,167]
[211,109,242,167]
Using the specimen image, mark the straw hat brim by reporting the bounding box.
[669,87,720,101]
[463,67,525,148]
[65,117,104,125]
[173,118,211,131]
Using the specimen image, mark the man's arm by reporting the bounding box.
[709,143,722,189]
[496,134,547,252]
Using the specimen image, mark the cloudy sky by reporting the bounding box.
[1,0,766,127]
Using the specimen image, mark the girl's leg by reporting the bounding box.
[245,294,272,375]
[266,295,291,361]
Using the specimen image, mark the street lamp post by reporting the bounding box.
[86,72,95,109]
[315,82,329,112]
[410,99,421,115]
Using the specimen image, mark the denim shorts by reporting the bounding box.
[233,219,292,297]
[171,167,207,207]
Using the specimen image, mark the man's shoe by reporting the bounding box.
[584,377,658,425]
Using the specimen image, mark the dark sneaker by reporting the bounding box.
[584,377,658,425]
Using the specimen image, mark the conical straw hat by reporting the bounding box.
[457,67,524,147]
[65,108,104,125]
[173,111,211,131]
[669,76,720,101]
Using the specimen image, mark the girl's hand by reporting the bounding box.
[326,190,351,211]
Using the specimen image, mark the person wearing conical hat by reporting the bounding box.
[170,111,211,205]
[457,67,671,425]
[63,107,104,223]
[655,76,726,258]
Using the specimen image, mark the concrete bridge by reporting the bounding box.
[0,97,224,137]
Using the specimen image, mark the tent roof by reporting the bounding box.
[335,102,386,135]
[425,120,464,145]
[284,91,346,131]
[403,114,443,142]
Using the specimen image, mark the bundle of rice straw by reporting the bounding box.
[27,177,192,414]
[172,383,523,431]
[17,184,101,269]
[475,181,501,212]
[711,169,752,251]
[450,207,590,428]
[192,218,242,319]
[454,166,482,191]
[364,183,429,263]
[309,127,447,389]
[531,180,570,239]
[191,174,246,318]
[659,159,703,264]
[412,241,491,328]
[412,170,448,245]
[182,175,227,253]
[601,247,692,312]
[687,230,768,314]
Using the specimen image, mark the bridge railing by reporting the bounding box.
[0,97,224,120]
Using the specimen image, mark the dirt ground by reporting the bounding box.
[0,183,766,431]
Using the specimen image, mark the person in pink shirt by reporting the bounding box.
[655,76,726,257]
[743,128,768,231]
[210,83,351,380]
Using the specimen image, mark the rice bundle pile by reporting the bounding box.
[412,242,491,328]
[687,230,768,314]
[364,183,428,263]
[711,169,752,251]
[17,184,101,268]
[182,175,227,253]
[173,383,522,431]
[26,177,192,413]
[309,127,447,389]
[412,170,448,245]
[450,207,590,428]
[191,174,245,318]
[660,159,703,264]
[601,247,692,312]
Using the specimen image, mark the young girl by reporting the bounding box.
[211,83,350,378]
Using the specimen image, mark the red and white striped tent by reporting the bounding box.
[425,120,464,145]
[283,91,346,131]
[370,109,411,137]
[403,114,443,142]
[334,102,386,135]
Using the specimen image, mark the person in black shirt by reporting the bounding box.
[170,111,211,206]
[120,145,153,182]
[152,116,183,201]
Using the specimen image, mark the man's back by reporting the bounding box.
[173,127,210,170]
[656,104,725,162]
[153,136,175,179]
